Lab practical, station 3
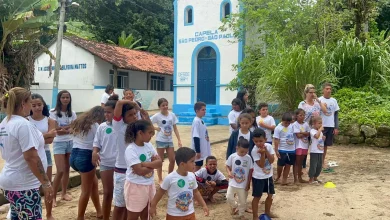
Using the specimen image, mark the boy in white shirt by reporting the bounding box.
[256,103,276,144]
[226,138,254,219]
[309,116,326,184]
[228,98,243,134]
[249,128,277,219]
[150,147,209,220]
[191,102,211,171]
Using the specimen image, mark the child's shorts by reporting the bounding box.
[45,150,53,166]
[195,160,204,167]
[53,140,73,155]
[295,148,308,156]
[166,213,196,220]
[124,181,155,212]
[252,177,275,197]
[69,148,95,173]
[322,127,335,146]
[277,152,296,166]
[113,170,126,207]
[156,141,174,148]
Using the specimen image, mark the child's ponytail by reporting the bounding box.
[125,119,152,144]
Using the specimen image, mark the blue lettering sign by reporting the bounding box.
[179,30,234,44]
[37,63,87,72]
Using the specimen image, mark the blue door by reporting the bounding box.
[197,47,216,104]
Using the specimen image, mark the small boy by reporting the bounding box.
[256,103,276,144]
[150,147,209,220]
[226,138,254,219]
[228,98,243,134]
[195,156,228,202]
[249,128,277,219]
[273,112,295,185]
[191,102,211,171]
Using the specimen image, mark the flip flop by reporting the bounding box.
[310,181,319,185]
[323,167,335,173]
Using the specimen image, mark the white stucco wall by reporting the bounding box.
[175,0,240,105]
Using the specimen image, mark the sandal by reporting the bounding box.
[323,168,334,173]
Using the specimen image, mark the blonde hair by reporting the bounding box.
[309,115,322,127]
[1,87,31,121]
[304,84,315,99]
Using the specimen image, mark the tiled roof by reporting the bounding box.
[65,36,173,75]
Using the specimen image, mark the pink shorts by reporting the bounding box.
[124,181,156,212]
[296,148,308,156]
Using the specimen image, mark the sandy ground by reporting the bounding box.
[1,142,389,220]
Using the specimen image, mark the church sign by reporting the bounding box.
[178,30,234,44]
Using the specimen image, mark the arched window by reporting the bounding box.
[184,6,194,26]
[220,0,232,20]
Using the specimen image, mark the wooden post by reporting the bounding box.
[113,65,118,88]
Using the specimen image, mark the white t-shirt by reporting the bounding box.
[273,124,295,153]
[251,143,274,179]
[250,126,256,132]
[310,129,325,154]
[93,122,117,167]
[0,115,47,191]
[101,92,110,105]
[49,110,77,142]
[195,167,226,182]
[125,142,158,185]
[161,171,198,216]
[298,101,321,123]
[27,116,50,150]
[113,117,128,169]
[319,96,340,128]
[228,110,241,134]
[256,115,276,142]
[292,121,311,150]
[72,123,99,150]
[151,112,178,142]
[225,153,253,188]
[238,129,251,143]
[191,117,211,162]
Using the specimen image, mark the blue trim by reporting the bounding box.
[51,87,58,109]
[174,84,193,87]
[173,104,232,116]
[93,85,106,89]
[173,0,178,108]
[216,84,228,87]
[220,0,232,21]
[191,42,220,105]
[237,1,245,89]
[184,5,194,26]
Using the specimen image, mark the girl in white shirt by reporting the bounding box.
[0,87,53,220]
[49,90,77,205]
[69,106,105,219]
[124,120,162,219]
[100,84,114,107]
[151,98,182,184]
[92,95,119,220]
[29,93,57,220]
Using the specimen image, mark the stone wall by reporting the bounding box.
[335,124,390,147]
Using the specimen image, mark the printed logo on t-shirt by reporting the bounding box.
[176,191,193,212]
[233,167,246,183]
[188,181,195,189]
[205,130,209,142]
[262,160,272,174]
[325,104,334,116]
[162,120,173,136]
[300,126,309,143]
[177,179,185,188]
[286,133,295,145]
[318,139,325,151]
[106,128,112,134]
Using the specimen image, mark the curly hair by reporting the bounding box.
[125,120,152,144]
[71,106,105,136]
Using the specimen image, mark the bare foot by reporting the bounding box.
[231,207,238,215]
[245,208,253,213]
[61,194,72,201]
[47,216,55,220]
[52,198,57,207]
[208,196,216,203]
[96,213,103,219]
[281,179,288,186]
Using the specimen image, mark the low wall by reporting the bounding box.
[30,83,173,112]
[335,124,390,147]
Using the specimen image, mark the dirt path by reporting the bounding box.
[1,144,389,220]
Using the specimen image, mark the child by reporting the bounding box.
[151,98,182,183]
[150,147,209,220]
[29,93,57,220]
[227,113,255,159]
[293,108,310,183]
[123,88,142,119]
[49,90,77,205]
[249,128,277,219]
[191,102,211,171]
[241,108,258,132]
[69,106,105,219]
[92,95,119,220]
[124,120,162,219]
[273,112,295,185]
[226,138,254,219]
[256,103,276,144]
[195,156,228,203]
[228,98,243,134]
[309,116,326,184]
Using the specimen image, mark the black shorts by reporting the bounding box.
[195,160,204,167]
[277,152,296,166]
[252,177,275,197]
[322,127,335,147]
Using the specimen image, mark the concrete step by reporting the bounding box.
[176,112,221,117]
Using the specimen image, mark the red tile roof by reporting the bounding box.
[65,36,173,75]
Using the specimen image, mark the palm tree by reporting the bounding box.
[107,31,148,50]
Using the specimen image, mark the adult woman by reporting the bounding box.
[101,84,115,107]
[0,87,53,220]
[298,84,327,123]
[236,89,250,110]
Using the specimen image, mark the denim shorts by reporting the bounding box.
[53,140,73,155]
[100,165,114,172]
[45,150,53,166]
[69,148,95,173]
[156,141,174,149]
